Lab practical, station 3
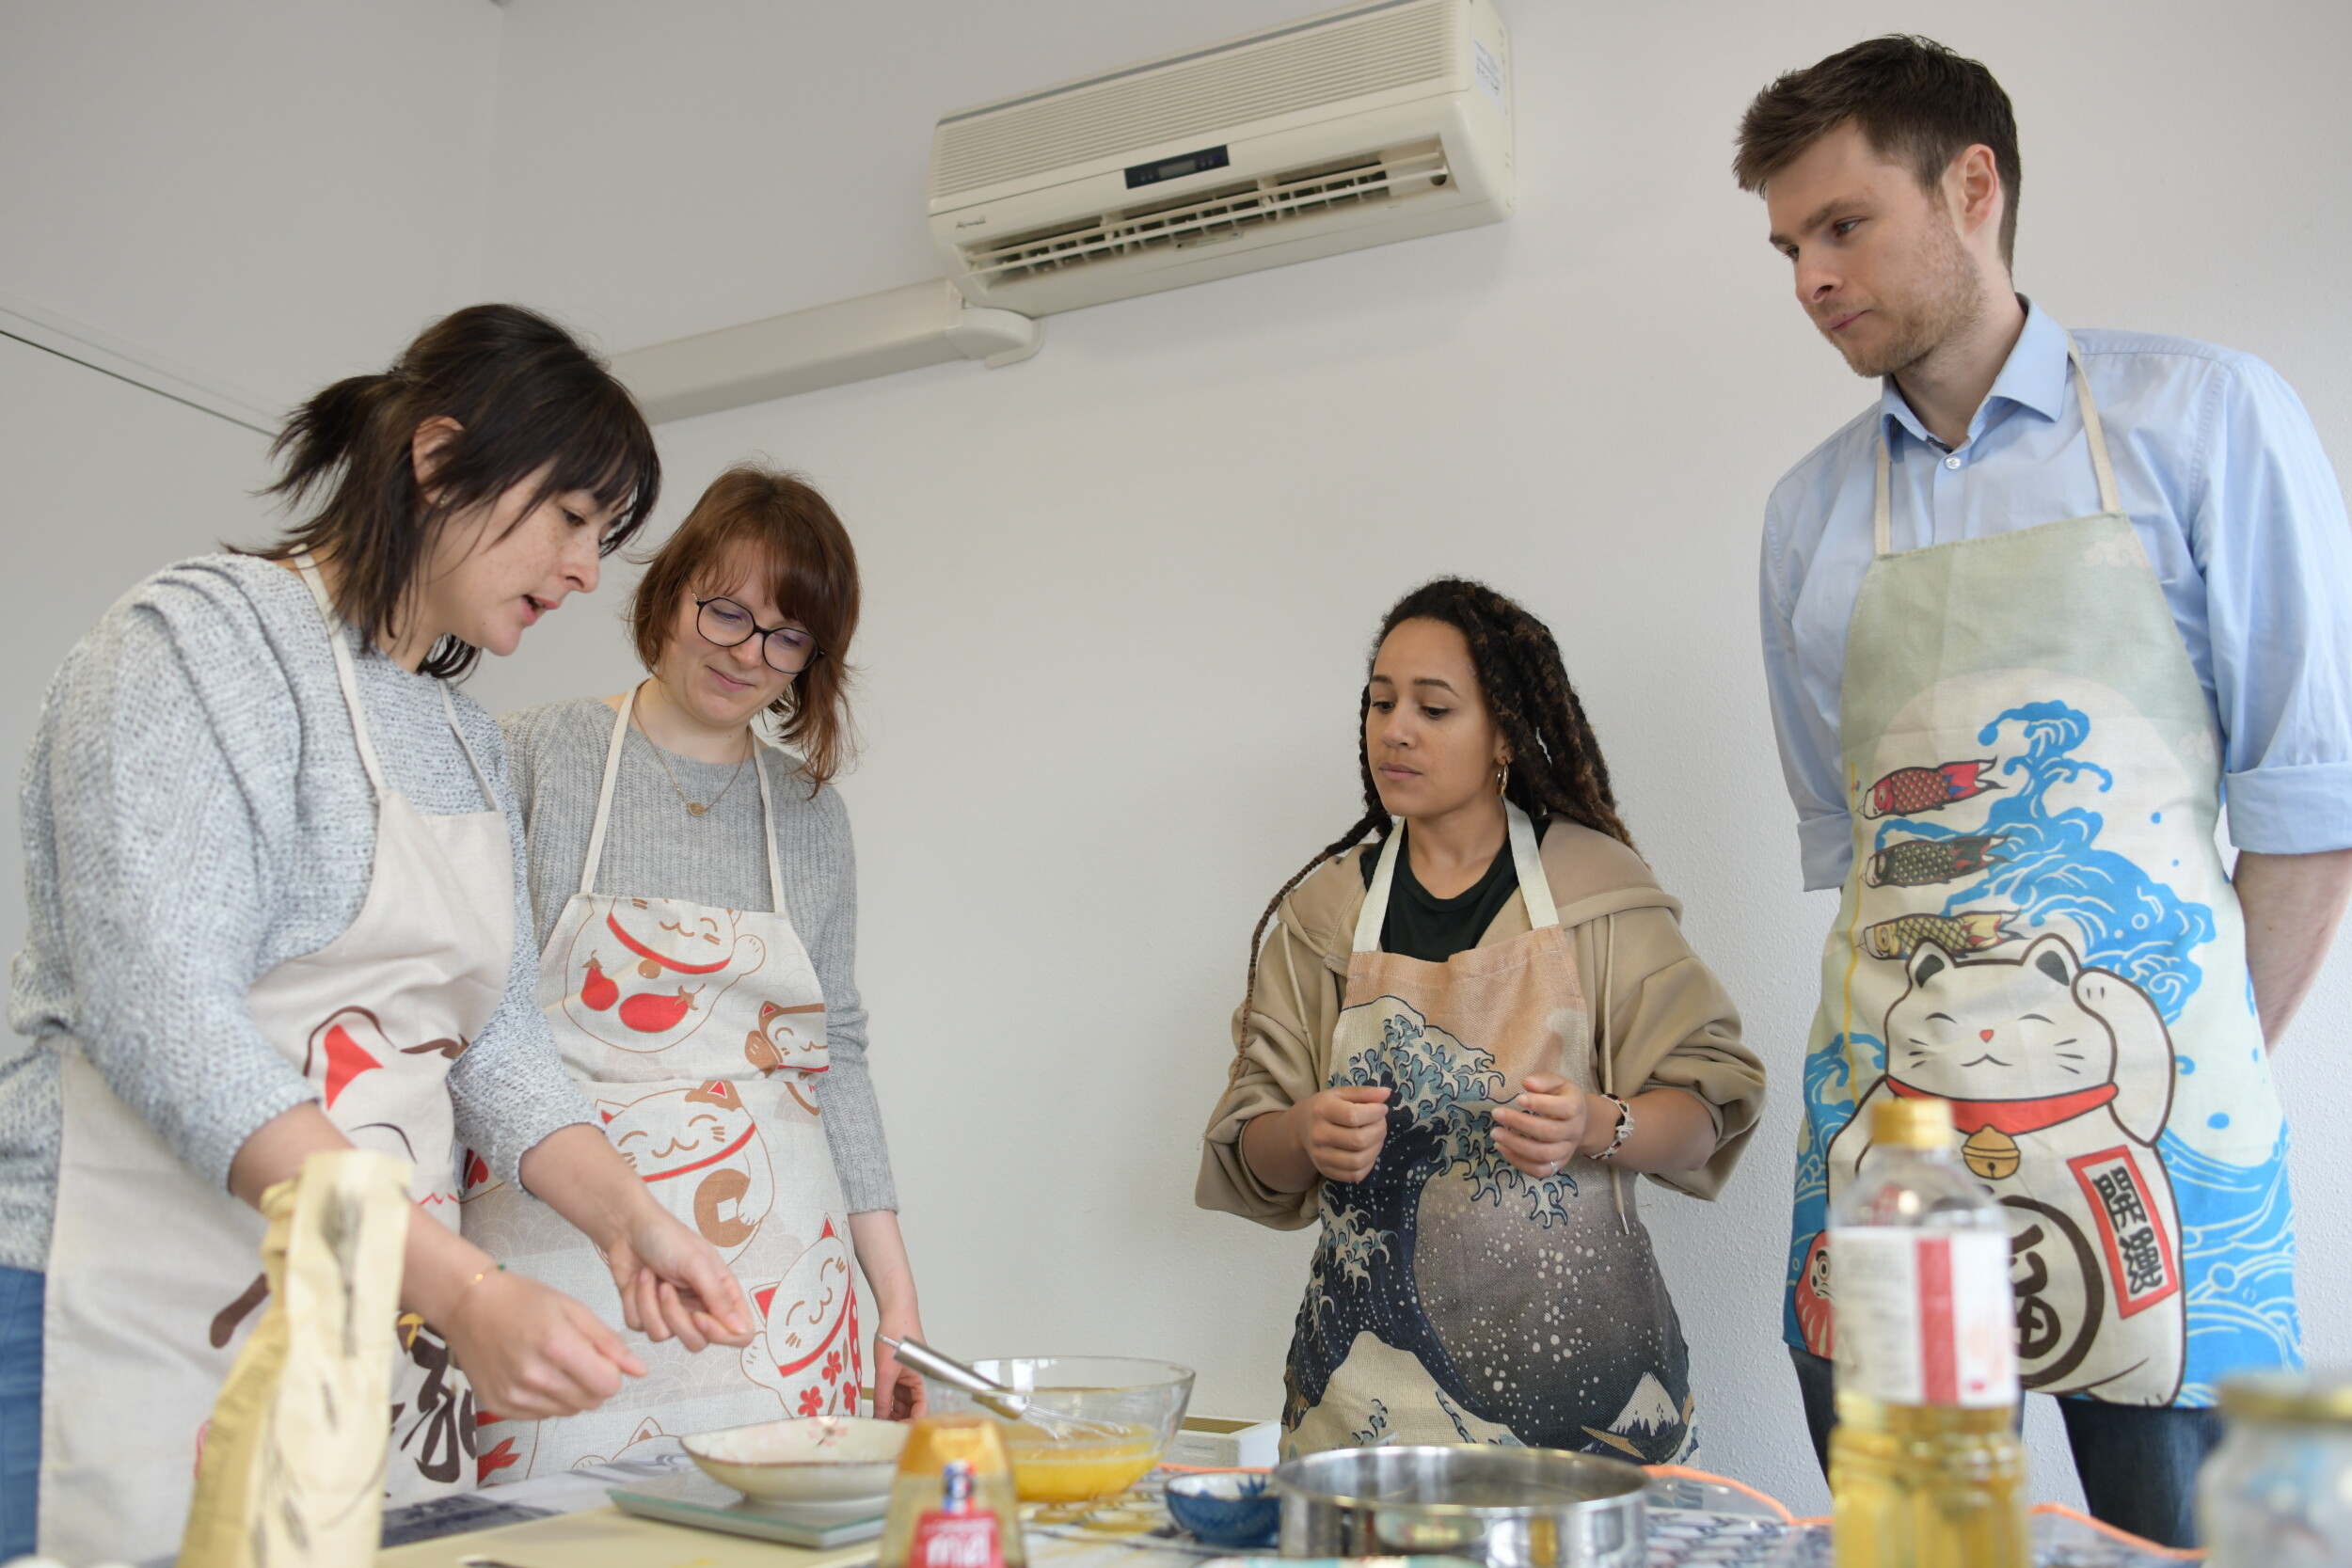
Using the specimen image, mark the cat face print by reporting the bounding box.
[596,1081,776,1263]
[1883,933,2170,1112]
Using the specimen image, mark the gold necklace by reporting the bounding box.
[637,707,750,817]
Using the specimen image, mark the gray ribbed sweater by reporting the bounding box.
[498,697,898,1213]
[4,555,595,1274]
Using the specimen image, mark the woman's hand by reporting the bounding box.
[849,1211,928,1420]
[444,1265,644,1420]
[1492,1072,1604,1179]
[602,1200,755,1353]
[1301,1085,1393,1182]
[872,1309,929,1421]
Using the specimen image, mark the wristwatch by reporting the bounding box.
[1594,1093,1634,1162]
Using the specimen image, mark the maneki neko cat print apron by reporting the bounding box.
[465,688,857,1481]
[1282,803,1695,1463]
[1785,344,2297,1408]
[40,555,505,1564]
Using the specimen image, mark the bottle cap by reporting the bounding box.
[2219,1372,2352,1426]
[1871,1095,1954,1148]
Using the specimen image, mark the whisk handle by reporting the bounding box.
[882,1337,1031,1418]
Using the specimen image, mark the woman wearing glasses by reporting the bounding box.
[468,466,927,1479]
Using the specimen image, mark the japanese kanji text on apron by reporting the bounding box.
[40,554,507,1563]
[464,687,857,1481]
[1283,804,1694,1464]
[1784,346,2298,1408]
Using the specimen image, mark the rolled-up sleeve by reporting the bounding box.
[2196,359,2352,853]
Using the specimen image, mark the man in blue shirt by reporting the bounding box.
[1733,35,2352,1546]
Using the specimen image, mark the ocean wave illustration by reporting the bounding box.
[2164,1125,2303,1402]
[1869,701,2214,1022]
[1785,1031,1873,1344]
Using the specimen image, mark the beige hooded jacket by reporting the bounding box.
[1198,819,1766,1229]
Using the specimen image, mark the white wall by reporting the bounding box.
[478,0,2352,1515]
[0,0,502,407]
[7,0,2350,1521]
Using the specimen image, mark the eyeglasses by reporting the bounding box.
[696,596,823,674]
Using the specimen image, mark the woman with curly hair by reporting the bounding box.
[1198,578,1765,1462]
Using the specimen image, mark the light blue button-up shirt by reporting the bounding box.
[1760,301,2352,891]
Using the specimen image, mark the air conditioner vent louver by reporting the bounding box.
[961,142,1451,285]
[929,0,1510,317]
[931,1,1453,200]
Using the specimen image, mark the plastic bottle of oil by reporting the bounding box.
[1828,1095,2027,1568]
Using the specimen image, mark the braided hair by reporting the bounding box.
[1236,578,1634,1037]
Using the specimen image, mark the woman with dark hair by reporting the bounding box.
[1198,579,1766,1461]
[471,464,926,1479]
[4,305,752,1563]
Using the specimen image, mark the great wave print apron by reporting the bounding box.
[464,688,857,1480]
[1283,804,1694,1463]
[1785,345,2297,1407]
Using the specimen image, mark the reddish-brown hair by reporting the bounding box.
[1733,35,2022,269]
[629,466,860,789]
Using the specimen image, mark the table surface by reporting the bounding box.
[376,1456,2197,1568]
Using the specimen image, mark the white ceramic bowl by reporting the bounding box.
[679,1416,909,1505]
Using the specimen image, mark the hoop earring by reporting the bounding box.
[1496,761,1510,799]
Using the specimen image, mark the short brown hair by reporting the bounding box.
[263,304,659,679]
[629,467,860,789]
[1733,35,2021,269]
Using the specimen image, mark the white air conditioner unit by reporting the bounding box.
[928,0,1513,317]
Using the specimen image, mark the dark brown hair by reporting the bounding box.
[1238,578,1634,1023]
[1733,35,2022,269]
[262,303,660,679]
[629,466,860,790]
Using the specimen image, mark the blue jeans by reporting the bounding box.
[1790,1344,2221,1548]
[0,1267,40,1560]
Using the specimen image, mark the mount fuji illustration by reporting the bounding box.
[1580,1371,1689,1463]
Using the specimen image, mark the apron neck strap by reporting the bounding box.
[580,688,635,896]
[293,553,493,811]
[294,551,389,800]
[1350,802,1557,955]
[583,683,788,915]
[1871,339,2122,557]
[2065,333,2124,516]
[1506,803,1559,930]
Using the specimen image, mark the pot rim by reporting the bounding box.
[1271,1445,1648,1517]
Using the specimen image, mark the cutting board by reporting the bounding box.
[377,1503,883,1568]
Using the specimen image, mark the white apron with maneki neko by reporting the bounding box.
[464,689,858,1481]
[1784,346,2297,1410]
[40,556,504,1564]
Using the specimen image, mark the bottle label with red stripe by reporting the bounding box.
[1827,1227,2016,1408]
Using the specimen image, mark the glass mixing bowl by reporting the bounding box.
[923,1355,1195,1501]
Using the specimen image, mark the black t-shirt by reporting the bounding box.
[1359,818,1550,963]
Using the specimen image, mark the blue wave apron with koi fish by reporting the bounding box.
[1283,804,1695,1464]
[1785,344,2297,1407]
[462,689,859,1480]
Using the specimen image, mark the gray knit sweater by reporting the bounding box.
[3,555,596,1274]
[498,697,898,1213]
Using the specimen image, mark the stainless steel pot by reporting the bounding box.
[1272,1446,1647,1568]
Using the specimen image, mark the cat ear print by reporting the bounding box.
[2024,933,2081,989]
[1908,941,1956,986]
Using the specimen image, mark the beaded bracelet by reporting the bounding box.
[1593,1093,1634,1162]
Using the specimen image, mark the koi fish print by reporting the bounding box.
[1865,834,2015,889]
[1858,909,2017,960]
[1864,759,2002,819]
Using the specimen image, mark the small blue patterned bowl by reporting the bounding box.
[1166,1471,1279,1548]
